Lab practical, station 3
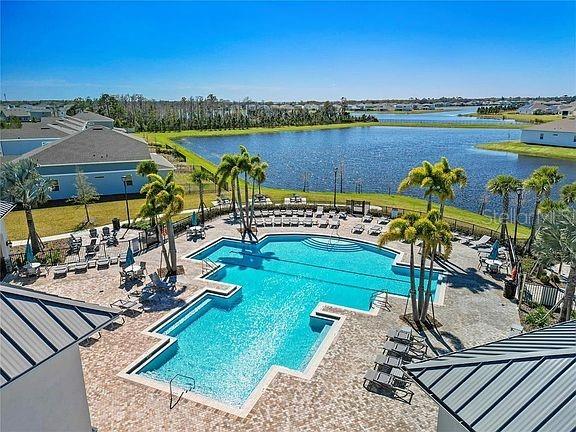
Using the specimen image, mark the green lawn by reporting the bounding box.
[477,141,576,161]
[463,111,562,124]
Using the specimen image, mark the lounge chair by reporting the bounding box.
[75,261,88,273]
[339,211,347,219]
[262,210,270,217]
[264,217,273,226]
[304,217,313,227]
[53,265,68,277]
[96,256,110,269]
[285,210,293,217]
[273,217,282,227]
[329,219,340,229]
[374,353,404,369]
[315,206,324,218]
[149,272,175,291]
[291,217,299,226]
[254,210,263,218]
[328,210,337,218]
[363,214,373,223]
[368,225,382,235]
[363,369,413,403]
[255,219,264,227]
[274,209,282,217]
[110,297,143,314]
[318,217,329,228]
[297,209,305,217]
[351,224,364,233]
[305,209,313,218]
[469,235,492,248]
[378,217,390,225]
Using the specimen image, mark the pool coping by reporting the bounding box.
[119,231,447,418]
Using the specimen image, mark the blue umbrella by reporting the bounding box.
[124,244,135,268]
[488,240,500,260]
[25,241,35,263]
[191,212,197,227]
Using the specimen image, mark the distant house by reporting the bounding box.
[0,122,72,162]
[0,107,31,122]
[517,101,559,115]
[27,107,53,121]
[13,126,175,200]
[521,119,576,148]
[0,282,118,432]
[559,102,576,118]
[0,201,16,277]
[404,320,576,432]
[394,103,415,111]
[73,111,115,129]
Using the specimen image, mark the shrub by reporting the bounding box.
[524,306,551,328]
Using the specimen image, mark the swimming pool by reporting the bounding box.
[131,234,442,414]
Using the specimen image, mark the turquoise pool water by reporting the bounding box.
[136,234,440,408]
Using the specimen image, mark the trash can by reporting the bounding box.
[503,280,517,299]
[112,218,121,232]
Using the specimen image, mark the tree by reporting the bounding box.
[561,182,576,205]
[69,171,100,225]
[524,166,564,253]
[190,167,213,225]
[486,175,523,241]
[216,153,241,216]
[252,160,268,195]
[435,157,467,218]
[378,213,420,322]
[140,172,184,274]
[0,159,52,254]
[533,209,576,322]
[136,160,158,177]
[398,160,444,211]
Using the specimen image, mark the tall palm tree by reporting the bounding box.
[190,167,213,225]
[486,175,523,241]
[398,160,444,211]
[0,159,52,254]
[252,161,268,195]
[417,210,453,321]
[217,153,241,217]
[533,209,575,322]
[561,182,576,205]
[524,166,564,253]
[140,172,184,274]
[434,157,467,218]
[378,213,420,321]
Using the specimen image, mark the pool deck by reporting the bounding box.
[5,214,520,431]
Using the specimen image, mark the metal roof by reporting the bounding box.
[0,283,118,388]
[0,201,16,220]
[404,320,576,432]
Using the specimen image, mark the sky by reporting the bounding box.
[1,1,575,101]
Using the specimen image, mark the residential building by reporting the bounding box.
[517,101,560,115]
[0,122,72,162]
[0,107,31,122]
[0,201,15,278]
[405,320,576,432]
[73,110,115,129]
[0,282,118,432]
[13,126,175,200]
[559,102,576,118]
[521,119,576,148]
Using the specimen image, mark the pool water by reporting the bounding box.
[136,234,440,408]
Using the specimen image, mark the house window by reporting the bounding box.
[94,175,104,179]
[552,133,558,137]
[50,180,60,191]
[573,135,576,142]
[122,174,133,186]
[539,133,544,140]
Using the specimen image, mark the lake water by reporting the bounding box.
[354,106,517,124]
[180,126,576,217]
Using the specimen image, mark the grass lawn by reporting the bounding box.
[463,111,562,124]
[477,140,576,161]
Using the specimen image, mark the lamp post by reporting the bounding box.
[333,167,338,209]
[513,186,523,247]
[121,175,132,239]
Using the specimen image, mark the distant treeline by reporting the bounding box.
[476,104,520,114]
[67,94,378,132]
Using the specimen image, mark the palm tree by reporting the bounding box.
[434,157,467,219]
[136,160,158,177]
[524,166,564,253]
[216,153,242,217]
[398,160,444,211]
[378,213,420,321]
[140,172,184,274]
[190,167,213,225]
[252,161,268,195]
[0,159,52,254]
[561,182,576,205]
[533,209,575,322]
[486,175,523,241]
[238,146,257,230]
[417,210,453,321]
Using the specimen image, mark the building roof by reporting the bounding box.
[0,201,16,220]
[0,108,30,118]
[404,320,576,432]
[0,283,118,388]
[0,122,70,140]
[73,111,114,122]
[525,119,576,133]
[15,127,153,166]
[150,152,176,169]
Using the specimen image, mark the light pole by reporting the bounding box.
[513,186,523,247]
[333,167,338,209]
[121,175,132,239]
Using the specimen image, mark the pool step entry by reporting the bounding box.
[369,290,391,310]
[302,237,364,253]
[169,373,196,409]
[202,258,218,275]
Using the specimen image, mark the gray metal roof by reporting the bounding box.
[15,127,152,165]
[73,111,114,122]
[0,201,16,220]
[404,320,576,432]
[0,283,118,388]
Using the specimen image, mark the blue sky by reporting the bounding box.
[1,1,574,101]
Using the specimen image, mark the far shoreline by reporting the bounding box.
[476,140,576,161]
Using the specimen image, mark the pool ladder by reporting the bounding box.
[169,373,196,409]
[370,290,391,311]
[201,258,218,275]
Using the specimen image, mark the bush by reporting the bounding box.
[539,274,550,285]
[524,306,551,328]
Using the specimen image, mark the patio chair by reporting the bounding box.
[305,209,313,218]
[274,209,282,217]
[329,219,340,229]
[390,208,400,219]
[368,225,382,235]
[291,217,299,226]
[363,369,413,403]
[469,235,492,248]
[255,219,264,227]
[304,217,313,227]
[285,210,293,217]
[52,265,68,278]
[378,217,390,225]
[318,217,329,228]
[135,261,147,279]
[89,228,98,239]
[262,210,270,217]
[339,211,347,219]
[119,269,128,286]
[96,256,110,269]
[315,206,324,217]
[363,213,373,223]
[351,224,365,234]
[297,209,305,217]
[264,217,273,226]
[149,272,176,291]
[273,217,282,227]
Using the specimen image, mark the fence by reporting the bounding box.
[518,279,564,309]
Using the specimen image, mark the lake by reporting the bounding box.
[354,106,517,124]
[180,126,576,218]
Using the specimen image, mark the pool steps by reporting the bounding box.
[301,237,364,253]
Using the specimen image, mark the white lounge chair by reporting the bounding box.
[291,217,299,226]
[53,265,68,277]
[319,217,329,228]
[363,214,373,223]
[304,217,313,227]
[368,225,382,235]
[330,219,340,229]
[351,224,364,233]
[315,206,324,218]
[469,235,492,248]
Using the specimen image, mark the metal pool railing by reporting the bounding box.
[169,373,196,409]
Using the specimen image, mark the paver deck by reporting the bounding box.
[5,213,520,431]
